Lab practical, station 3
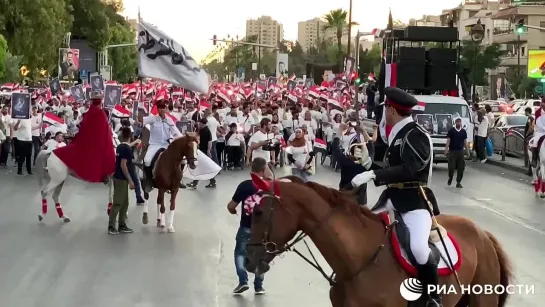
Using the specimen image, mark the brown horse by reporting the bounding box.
[136,129,199,233]
[245,175,512,307]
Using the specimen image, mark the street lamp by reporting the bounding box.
[470,19,484,102]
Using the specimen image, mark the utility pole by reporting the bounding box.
[347,0,353,57]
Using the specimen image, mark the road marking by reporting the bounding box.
[475,198,492,201]
[471,198,545,236]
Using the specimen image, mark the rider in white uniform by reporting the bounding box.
[143,100,182,180]
[530,100,545,167]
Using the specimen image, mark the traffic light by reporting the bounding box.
[213,35,217,45]
[516,19,524,34]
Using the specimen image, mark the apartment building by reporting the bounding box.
[410,15,443,27]
[246,16,284,53]
[201,45,228,66]
[297,17,350,52]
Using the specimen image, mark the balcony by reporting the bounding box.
[499,54,528,67]
[492,28,528,44]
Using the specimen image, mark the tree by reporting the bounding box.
[0,34,7,80]
[322,9,358,58]
[459,40,504,87]
[108,24,136,83]
[70,0,110,50]
[358,44,381,76]
[0,0,73,77]
[1,52,21,82]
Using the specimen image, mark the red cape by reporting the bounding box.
[53,104,115,182]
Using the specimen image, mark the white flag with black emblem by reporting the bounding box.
[137,18,209,94]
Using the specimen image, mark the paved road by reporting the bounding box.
[0,160,543,307]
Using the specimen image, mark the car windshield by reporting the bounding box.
[422,103,471,120]
[506,116,527,126]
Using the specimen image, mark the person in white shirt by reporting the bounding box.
[30,106,43,164]
[247,118,273,165]
[474,109,489,163]
[142,100,182,187]
[225,123,245,169]
[12,118,33,175]
[286,127,314,182]
[204,109,220,165]
[0,106,12,166]
[239,105,255,134]
[484,104,495,128]
[42,131,66,151]
[224,109,240,126]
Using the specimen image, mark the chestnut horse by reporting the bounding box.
[245,176,512,307]
[136,131,199,233]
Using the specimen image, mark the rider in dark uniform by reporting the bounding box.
[351,87,442,307]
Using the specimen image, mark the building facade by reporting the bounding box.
[297,17,350,52]
[201,45,228,66]
[246,16,284,51]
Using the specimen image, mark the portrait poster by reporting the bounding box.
[304,78,314,88]
[175,120,193,134]
[58,48,80,80]
[90,75,105,92]
[343,56,356,78]
[276,53,289,77]
[85,87,92,100]
[336,80,347,90]
[286,80,296,92]
[49,78,61,96]
[267,77,277,90]
[11,93,31,120]
[70,85,85,102]
[436,114,453,135]
[416,114,434,134]
[104,85,122,109]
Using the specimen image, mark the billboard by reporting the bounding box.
[70,39,97,74]
[276,53,288,78]
[528,50,545,78]
[58,48,80,80]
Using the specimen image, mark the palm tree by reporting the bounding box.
[322,9,359,54]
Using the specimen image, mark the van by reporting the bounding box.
[362,95,473,163]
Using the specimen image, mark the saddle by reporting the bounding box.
[142,148,165,193]
[380,211,462,277]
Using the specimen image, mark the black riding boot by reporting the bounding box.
[417,254,443,307]
[144,166,153,187]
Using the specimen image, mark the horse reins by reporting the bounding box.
[253,177,398,286]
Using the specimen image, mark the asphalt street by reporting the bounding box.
[0,158,542,307]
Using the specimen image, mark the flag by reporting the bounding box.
[327,99,344,112]
[43,112,64,125]
[112,104,131,118]
[314,138,327,152]
[137,18,209,94]
[414,101,426,111]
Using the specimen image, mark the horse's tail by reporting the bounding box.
[486,230,512,307]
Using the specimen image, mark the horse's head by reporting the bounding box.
[172,132,199,169]
[244,175,310,275]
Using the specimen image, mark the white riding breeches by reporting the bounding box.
[144,144,168,167]
[401,209,433,265]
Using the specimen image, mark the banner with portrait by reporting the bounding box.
[90,75,105,92]
[435,114,453,135]
[49,78,61,96]
[276,53,289,78]
[304,78,314,89]
[58,48,80,80]
[343,56,356,78]
[70,85,85,102]
[175,120,194,134]
[104,85,122,109]
[11,93,31,119]
[416,114,434,134]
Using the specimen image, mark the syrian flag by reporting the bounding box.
[414,101,426,111]
[138,18,208,94]
[309,86,320,99]
[313,138,327,152]
[43,112,64,125]
[112,104,131,118]
[327,99,344,112]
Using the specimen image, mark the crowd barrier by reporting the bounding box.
[487,127,529,167]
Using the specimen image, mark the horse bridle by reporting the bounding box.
[249,181,397,286]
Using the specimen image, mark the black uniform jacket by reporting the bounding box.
[371,121,440,215]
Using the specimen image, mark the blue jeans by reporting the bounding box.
[291,168,310,182]
[129,167,142,201]
[234,226,264,287]
[211,140,219,165]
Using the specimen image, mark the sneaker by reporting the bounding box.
[254,287,266,295]
[16,172,23,176]
[205,183,216,188]
[187,182,197,189]
[27,172,33,176]
[456,183,463,188]
[480,159,487,164]
[232,283,249,294]
[179,183,187,189]
[136,197,145,205]
[108,226,118,235]
[118,225,133,233]
[447,177,452,186]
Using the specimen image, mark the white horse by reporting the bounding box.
[528,137,545,198]
[35,134,118,222]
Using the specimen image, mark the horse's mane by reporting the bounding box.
[281,176,379,223]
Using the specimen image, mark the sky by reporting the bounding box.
[122,0,462,62]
